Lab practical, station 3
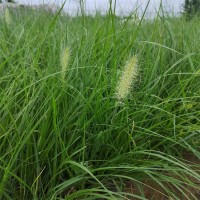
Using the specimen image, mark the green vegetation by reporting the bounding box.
[184,0,200,19]
[0,6,200,200]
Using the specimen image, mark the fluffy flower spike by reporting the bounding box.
[60,47,70,81]
[5,8,12,26]
[116,56,138,101]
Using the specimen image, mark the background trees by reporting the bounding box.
[0,0,15,3]
[184,0,200,18]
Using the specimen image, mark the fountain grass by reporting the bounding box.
[0,6,199,200]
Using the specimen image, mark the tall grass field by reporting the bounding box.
[0,3,200,200]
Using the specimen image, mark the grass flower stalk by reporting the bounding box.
[60,47,70,81]
[116,56,138,101]
[4,8,12,26]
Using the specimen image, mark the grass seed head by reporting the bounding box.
[60,47,70,81]
[116,56,138,101]
[5,8,12,26]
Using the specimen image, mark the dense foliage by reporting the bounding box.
[0,7,200,200]
[184,0,200,19]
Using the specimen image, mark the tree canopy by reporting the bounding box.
[184,0,200,18]
[0,0,15,3]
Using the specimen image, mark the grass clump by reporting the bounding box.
[0,5,199,200]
